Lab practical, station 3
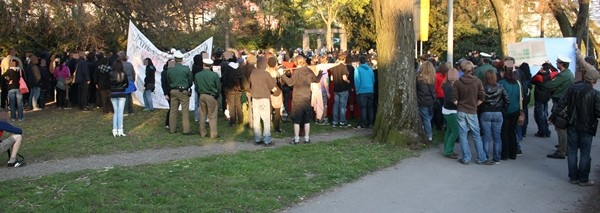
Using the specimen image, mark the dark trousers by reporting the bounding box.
[56,88,67,108]
[70,83,78,107]
[39,90,47,109]
[165,94,171,127]
[125,94,134,114]
[99,89,112,113]
[567,126,594,182]
[273,107,282,131]
[226,91,243,125]
[534,101,550,136]
[78,82,89,109]
[501,112,519,159]
[358,93,375,127]
[432,97,445,130]
[282,86,292,112]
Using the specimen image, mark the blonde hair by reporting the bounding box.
[461,61,475,74]
[418,61,436,85]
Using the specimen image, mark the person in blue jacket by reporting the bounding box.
[354,56,375,129]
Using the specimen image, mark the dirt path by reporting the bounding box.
[0,129,371,181]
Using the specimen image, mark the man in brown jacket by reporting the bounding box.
[451,61,491,165]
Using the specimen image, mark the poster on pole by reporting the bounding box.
[126,20,212,110]
[520,37,577,76]
[508,40,547,66]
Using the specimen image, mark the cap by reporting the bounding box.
[584,69,600,82]
[480,52,492,58]
[557,55,571,63]
[202,58,214,65]
[167,54,174,60]
[173,51,184,59]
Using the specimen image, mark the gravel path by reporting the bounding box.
[0,129,371,181]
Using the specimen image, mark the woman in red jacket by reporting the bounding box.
[433,63,449,130]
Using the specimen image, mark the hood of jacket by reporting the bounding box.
[459,74,478,85]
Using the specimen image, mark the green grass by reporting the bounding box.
[0,136,413,212]
[17,105,348,162]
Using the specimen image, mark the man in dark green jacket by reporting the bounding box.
[474,53,496,81]
[546,56,575,159]
[195,58,221,138]
[167,51,193,135]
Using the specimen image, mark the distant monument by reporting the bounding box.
[302,29,348,52]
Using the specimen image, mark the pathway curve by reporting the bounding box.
[0,129,370,181]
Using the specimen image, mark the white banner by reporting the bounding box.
[508,40,547,67]
[126,20,213,109]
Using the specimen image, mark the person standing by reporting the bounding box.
[546,56,575,159]
[550,51,600,186]
[95,58,113,114]
[119,52,136,115]
[167,51,193,135]
[281,55,322,144]
[162,56,175,129]
[222,55,243,126]
[3,60,24,121]
[474,53,497,81]
[109,60,128,137]
[54,57,70,109]
[416,61,437,141]
[0,49,23,109]
[195,58,221,138]
[451,61,490,165]
[330,53,351,127]
[355,56,376,129]
[27,55,42,111]
[240,53,257,128]
[74,52,91,111]
[480,70,510,164]
[433,63,449,130]
[498,65,522,160]
[442,66,460,159]
[267,56,284,133]
[531,63,558,138]
[249,57,278,146]
[143,58,156,111]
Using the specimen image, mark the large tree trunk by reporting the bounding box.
[489,0,520,57]
[371,0,423,146]
[549,0,591,46]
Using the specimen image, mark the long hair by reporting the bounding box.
[417,61,435,85]
[437,62,449,75]
[484,70,497,86]
[502,66,517,84]
[145,58,154,67]
[113,60,124,74]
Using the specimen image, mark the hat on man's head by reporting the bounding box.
[480,52,492,58]
[557,55,571,63]
[173,51,184,59]
[584,69,600,82]
[202,58,214,65]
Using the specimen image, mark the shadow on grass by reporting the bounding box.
[17,106,353,162]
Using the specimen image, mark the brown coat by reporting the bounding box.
[451,74,485,114]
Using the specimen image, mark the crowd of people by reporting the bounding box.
[416,48,600,186]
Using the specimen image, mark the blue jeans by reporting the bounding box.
[29,87,40,110]
[419,106,433,139]
[143,90,154,110]
[111,97,126,129]
[534,101,550,136]
[358,93,374,127]
[332,91,349,125]
[8,89,23,120]
[480,112,503,161]
[567,127,594,182]
[457,112,486,162]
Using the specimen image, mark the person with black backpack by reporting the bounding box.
[222,55,243,126]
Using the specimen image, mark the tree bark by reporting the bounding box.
[489,0,520,57]
[371,0,423,146]
[549,0,591,46]
[326,21,333,51]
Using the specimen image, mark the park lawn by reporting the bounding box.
[17,106,347,162]
[0,136,414,212]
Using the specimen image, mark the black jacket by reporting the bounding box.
[74,59,90,83]
[161,64,171,95]
[144,65,156,91]
[95,64,112,90]
[552,82,600,136]
[532,71,552,102]
[480,84,510,113]
[416,79,436,107]
[443,82,457,110]
[110,71,128,98]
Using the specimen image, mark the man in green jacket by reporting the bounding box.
[474,52,496,81]
[195,58,221,138]
[167,51,193,135]
[546,56,575,159]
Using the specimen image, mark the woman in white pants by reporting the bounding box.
[110,60,129,137]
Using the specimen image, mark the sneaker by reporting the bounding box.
[254,141,264,145]
[579,180,595,187]
[355,125,364,129]
[493,161,501,165]
[7,160,25,168]
[476,160,494,165]
[304,140,311,144]
[340,123,351,128]
[547,152,565,159]
[332,124,338,128]
[165,125,169,129]
[290,140,299,145]
[264,142,274,147]
[457,159,469,165]
[444,153,459,159]
[517,150,523,156]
